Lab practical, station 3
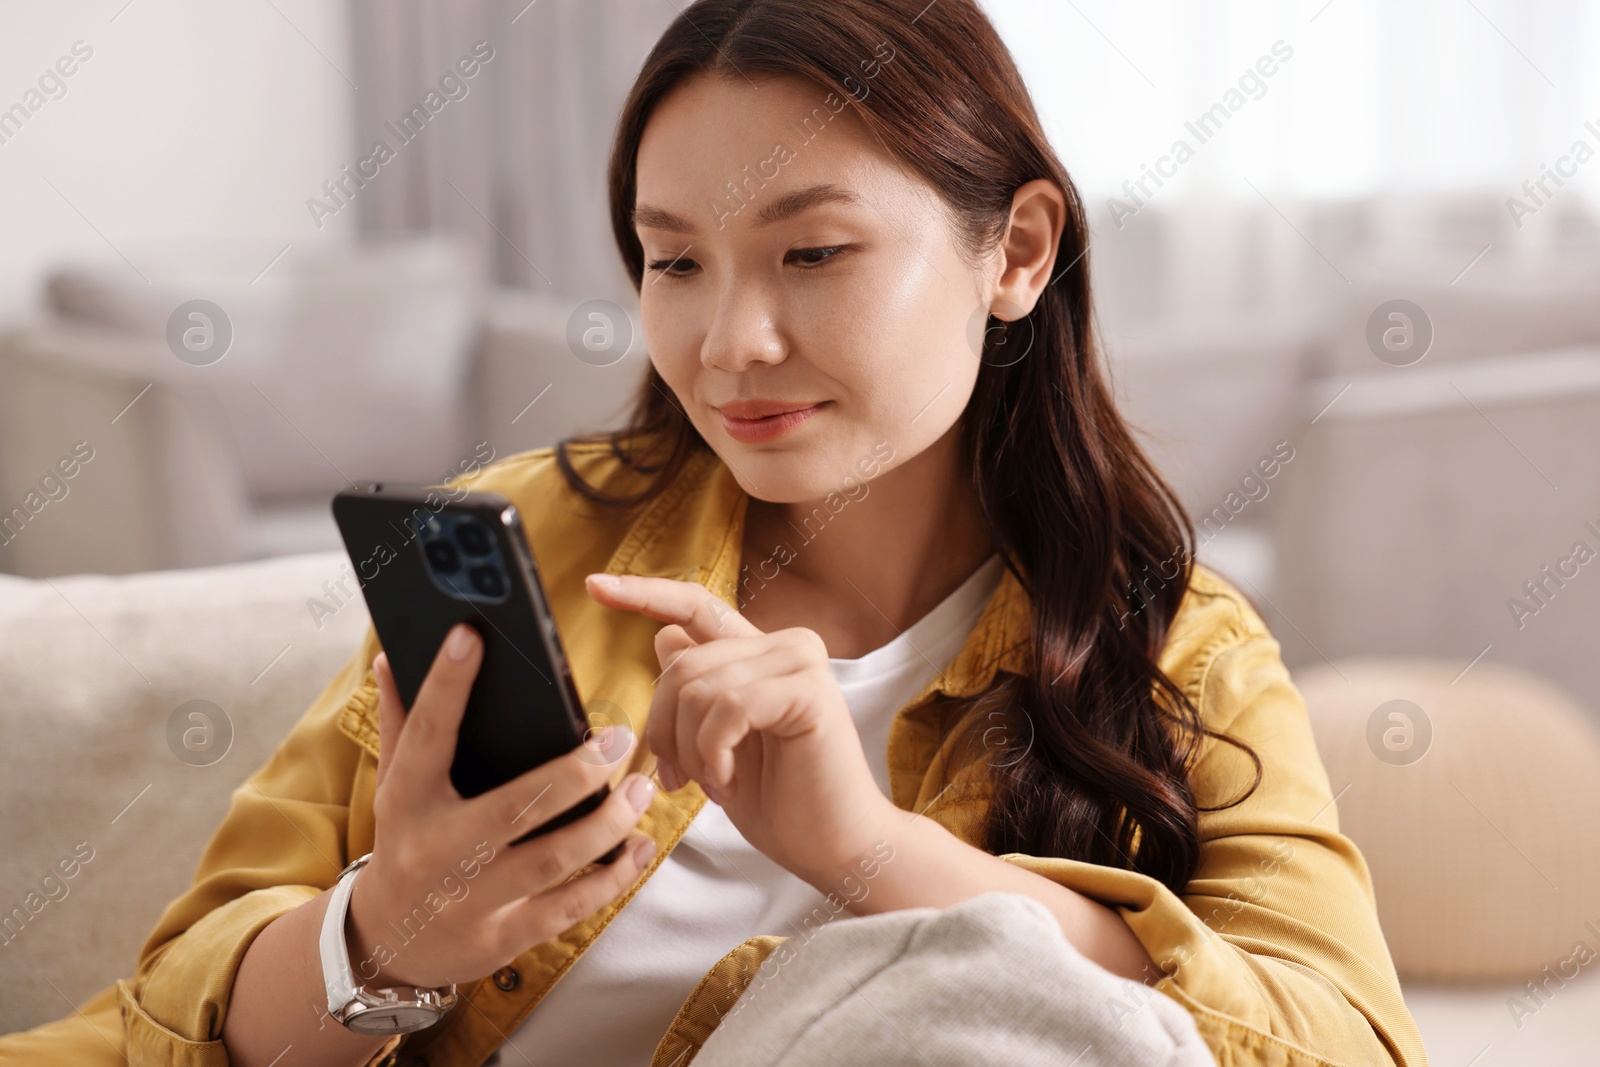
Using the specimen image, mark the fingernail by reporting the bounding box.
[659,763,680,792]
[634,836,657,867]
[446,624,477,661]
[625,774,656,812]
[588,573,622,589]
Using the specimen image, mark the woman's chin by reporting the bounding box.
[713,448,847,504]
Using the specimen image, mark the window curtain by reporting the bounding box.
[347,0,681,303]
[347,0,1600,328]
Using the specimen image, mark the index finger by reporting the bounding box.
[379,622,483,795]
[585,573,762,642]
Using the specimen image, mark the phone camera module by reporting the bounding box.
[424,538,461,574]
[455,520,493,558]
[468,564,507,599]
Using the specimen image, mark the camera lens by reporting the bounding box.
[469,564,507,599]
[425,538,461,574]
[455,520,492,557]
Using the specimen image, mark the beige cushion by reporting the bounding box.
[1296,656,1600,981]
[42,237,485,499]
[0,551,368,1034]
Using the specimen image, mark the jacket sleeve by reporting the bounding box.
[115,623,395,1067]
[999,628,1427,1067]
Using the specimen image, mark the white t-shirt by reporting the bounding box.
[492,553,1006,1066]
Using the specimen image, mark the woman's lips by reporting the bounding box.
[719,401,829,443]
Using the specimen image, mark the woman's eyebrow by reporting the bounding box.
[633,182,864,236]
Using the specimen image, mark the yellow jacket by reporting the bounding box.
[1,440,1427,1067]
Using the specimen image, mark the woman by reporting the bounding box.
[1,1,1424,1065]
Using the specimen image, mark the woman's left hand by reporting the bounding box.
[585,572,896,886]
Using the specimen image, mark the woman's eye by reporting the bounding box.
[788,246,845,268]
[646,255,698,277]
[645,246,847,277]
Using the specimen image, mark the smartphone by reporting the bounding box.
[332,482,624,864]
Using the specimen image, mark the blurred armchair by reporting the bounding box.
[1271,248,1600,716]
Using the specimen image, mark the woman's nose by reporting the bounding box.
[699,290,786,371]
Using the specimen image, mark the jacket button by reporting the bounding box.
[493,966,520,991]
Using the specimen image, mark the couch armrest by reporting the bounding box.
[0,319,253,576]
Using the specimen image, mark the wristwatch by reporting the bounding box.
[319,852,459,1035]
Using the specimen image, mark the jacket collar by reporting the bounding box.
[598,446,1035,703]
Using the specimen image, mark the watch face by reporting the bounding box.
[346,1003,443,1036]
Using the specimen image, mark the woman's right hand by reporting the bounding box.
[344,622,658,991]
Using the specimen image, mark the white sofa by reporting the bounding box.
[4,550,1600,1062]
[0,239,646,578]
[0,551,369,1035]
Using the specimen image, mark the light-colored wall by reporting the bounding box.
[0,0,354,324]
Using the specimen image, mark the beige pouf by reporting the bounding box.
[1295,657,1600,982]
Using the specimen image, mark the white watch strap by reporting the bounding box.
[320,852,372,1013]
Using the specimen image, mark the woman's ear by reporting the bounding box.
[990,178,1068,321]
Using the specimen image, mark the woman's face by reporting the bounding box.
[633,72,996,504]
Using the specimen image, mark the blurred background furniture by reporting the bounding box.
[0,234,645,576]
[0,551,369,1037]
[4,552,1597,1063]
[1297,657,1600,1066]
[1274,338,1600,714]
[1264,242,1600,714]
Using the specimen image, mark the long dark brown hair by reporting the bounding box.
[556,0,1259,893]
